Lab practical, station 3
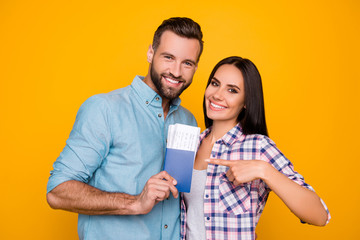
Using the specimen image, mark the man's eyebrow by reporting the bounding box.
[160,52,174,57]
[160,52,197,65]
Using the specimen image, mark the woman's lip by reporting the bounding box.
[209,100,227,110]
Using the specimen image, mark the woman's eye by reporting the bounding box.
[229,88,238,93]
[211,81,218,86]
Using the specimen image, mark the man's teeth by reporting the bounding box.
[211,102,225,109]
[165,77,180,84]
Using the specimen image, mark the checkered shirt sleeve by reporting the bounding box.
[180,125,330,240]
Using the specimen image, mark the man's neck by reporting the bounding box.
[162,99,170,119]
[143,74,171,119]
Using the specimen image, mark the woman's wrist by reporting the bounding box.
[257,161,273,183]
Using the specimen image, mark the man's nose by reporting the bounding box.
[170,61,182,78]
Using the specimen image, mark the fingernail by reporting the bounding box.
[173,180,177,185]
[205,159,210,162]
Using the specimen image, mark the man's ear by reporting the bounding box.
[147,45,154,63]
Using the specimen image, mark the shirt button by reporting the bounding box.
[205,194,209,198]
[158,113,162,118]
[145,101,149,104]
[156,97,160,101]
[206,217,210,221]
[164,224,168,229]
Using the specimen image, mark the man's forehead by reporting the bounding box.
[156,31,200,61]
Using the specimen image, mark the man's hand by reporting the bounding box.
[205,159,266,186]
[134,171,178,214]
[47,171,178,216]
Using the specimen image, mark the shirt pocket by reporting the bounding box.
[218,173,251,215]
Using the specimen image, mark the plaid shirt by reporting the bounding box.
[180,123,330,240]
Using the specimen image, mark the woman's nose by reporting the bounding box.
[212,88,224,100]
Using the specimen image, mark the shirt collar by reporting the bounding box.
[221,123,244,146]
[200,123,244,147]
[131,75,181,109]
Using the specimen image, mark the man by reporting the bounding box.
[46,17,203,239]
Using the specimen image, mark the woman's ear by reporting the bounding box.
[147,45,154,63]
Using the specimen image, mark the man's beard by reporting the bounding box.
[150,64,191,100]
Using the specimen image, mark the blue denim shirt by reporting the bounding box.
[47,75,197,240]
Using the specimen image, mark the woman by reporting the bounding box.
[181,56,330,240]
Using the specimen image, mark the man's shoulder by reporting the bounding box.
[177,105,194,117]
[106,84,132,95]
[174,105,197,126]
[78,85,133,113]
[89,85,133,104]
[104,84,132,99]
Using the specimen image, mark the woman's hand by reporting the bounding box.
[206,158,329,226]
[205,158,267,185]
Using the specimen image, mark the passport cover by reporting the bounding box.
[163,148,195,193]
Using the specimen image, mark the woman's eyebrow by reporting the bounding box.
[226,84,241,90]
[213,77,241,90]
[212,77,220,83]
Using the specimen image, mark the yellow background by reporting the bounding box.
[1,0,359,239]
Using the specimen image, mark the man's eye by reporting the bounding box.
[184,62,193,67]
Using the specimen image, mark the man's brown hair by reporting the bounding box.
[152,17,204,62]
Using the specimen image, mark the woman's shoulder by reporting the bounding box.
[242,133,267,141]
[242,133,276,147]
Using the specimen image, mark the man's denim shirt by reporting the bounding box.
[47,75,197,240]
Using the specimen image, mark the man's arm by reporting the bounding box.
[47,171,178,215]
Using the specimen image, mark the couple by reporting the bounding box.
[46,17,330,240]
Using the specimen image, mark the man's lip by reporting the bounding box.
[163,76,183,86]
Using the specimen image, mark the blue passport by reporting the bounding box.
[163,148,196,193]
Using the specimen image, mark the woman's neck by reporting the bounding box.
[208,120,238,144]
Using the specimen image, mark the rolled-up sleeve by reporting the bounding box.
[47,95,112,193]
[260,136,331,224]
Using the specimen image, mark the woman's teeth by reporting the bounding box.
[211,102,225,109]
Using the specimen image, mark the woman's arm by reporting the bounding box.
[259,161,328,226]
[205,158,329,226]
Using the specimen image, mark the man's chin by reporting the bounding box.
[161,88,182,101]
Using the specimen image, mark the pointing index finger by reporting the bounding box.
[205,158,232,166]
